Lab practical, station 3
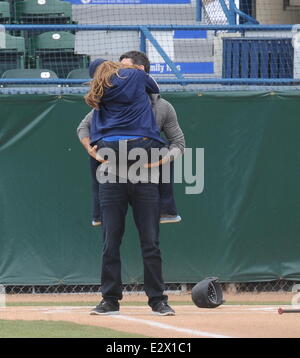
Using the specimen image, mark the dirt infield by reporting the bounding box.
[4,291,296,304]
[1,292,300,338]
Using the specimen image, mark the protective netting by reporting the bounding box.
[1,1,300,90]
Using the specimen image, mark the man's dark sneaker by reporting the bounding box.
[152,301,175,316]
[90,300,119,315]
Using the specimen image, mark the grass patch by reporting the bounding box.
[0,319,148,338]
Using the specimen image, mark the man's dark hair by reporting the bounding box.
[119,51,151,73]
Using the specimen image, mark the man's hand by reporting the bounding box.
[81,137,107,163]
[88,144,98,160]
[88,145,108,163]
[143,147,181,168]
[143,156,170,168]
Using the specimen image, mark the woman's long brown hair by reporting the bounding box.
[84,61,141,109]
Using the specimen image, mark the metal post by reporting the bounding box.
[228,0,237,25]
[219,0,233,25]
[195,0,202,22]
[140,30,146,53]
[229,0,258,24]
[140,26,186,83]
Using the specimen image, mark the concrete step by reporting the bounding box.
[174,38,213,62]
[72,4,198,25]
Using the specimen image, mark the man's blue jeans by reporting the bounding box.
[96,138,168,307]
[89,142,178,221]
[99,181,167,306]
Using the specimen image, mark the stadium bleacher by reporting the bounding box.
[0,1,298,89]
[1,68,58,86]
[66,67,89,87]
[0,0,216,83]
[0,1,257,85]
[34,31,88,78]
[0,0,89,82]
[71,1,215,77]
[0,1,10,24]
[66,67,89,80]
[16,0,72,24]
[0,32,25,76]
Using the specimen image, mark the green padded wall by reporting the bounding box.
[0,91,300,285]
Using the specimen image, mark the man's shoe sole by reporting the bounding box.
[90,310,120,315]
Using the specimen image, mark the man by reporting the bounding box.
[77,51,185,226]
[77,51,185,316]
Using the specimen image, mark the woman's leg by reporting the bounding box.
[147,140,181,223]
[159,161,178,216]
[90,156,102,225]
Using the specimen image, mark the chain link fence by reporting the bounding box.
[2,280,300,295]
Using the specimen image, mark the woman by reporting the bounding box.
[85,60,168,221]
[85,60,165,149]
[82,58,181,226]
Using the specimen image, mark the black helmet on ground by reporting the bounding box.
[191,277,224,308]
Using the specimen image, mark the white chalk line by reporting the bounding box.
[112,314,233,338]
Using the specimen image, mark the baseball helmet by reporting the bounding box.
[191,277,224,308]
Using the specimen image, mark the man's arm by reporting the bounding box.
[77,109,93,143]
[77,109,105,162]
[145,99,185,168]
[160,99,185,157]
